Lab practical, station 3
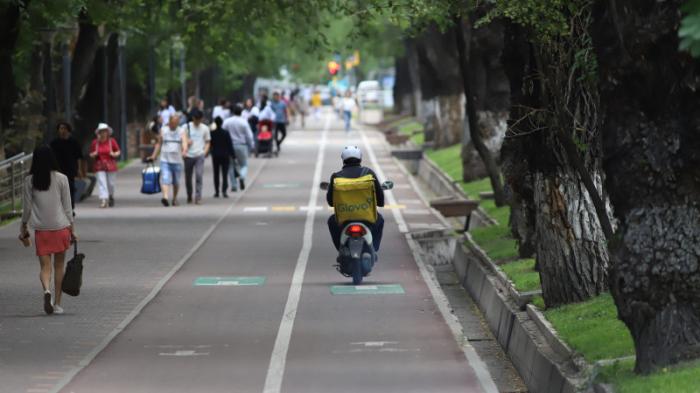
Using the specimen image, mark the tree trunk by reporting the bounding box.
[500,20,610,306]
[592,0,700,373]
[70,17,103,121]
[453,15,506,206]
[0,2,22,158]
[462,12,510,183]
[393,54,413,115]
[404,38,422,120]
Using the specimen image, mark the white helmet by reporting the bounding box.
[341,146,362,162]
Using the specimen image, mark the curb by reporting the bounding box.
[454,237,586,393]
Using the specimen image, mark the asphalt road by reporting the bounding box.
[2,112,497,393]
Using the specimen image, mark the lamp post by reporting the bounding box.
[117,32,128,161]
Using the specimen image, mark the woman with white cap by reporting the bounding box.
[89,123,121,208]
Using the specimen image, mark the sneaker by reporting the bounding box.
[223,192,229,198]
[187,197,193,204]
[230,187,238,193]
[239,179,245,191]
[172,199,179,206]
[53,304,64,315]
[43,292,53,315]
[161,198,170,207]
[99,199,108,208]
[108,195,115,207]
[214,193,220,198]
[195,198,201,205]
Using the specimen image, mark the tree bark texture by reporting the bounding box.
[393,54,413,115]
[70,17,103,120]
[453,16,506,206]
[500,20,610,306]
[413,24,465,147]
[461,13,510,182]
[592,0,700,373]
[404,38,422,120]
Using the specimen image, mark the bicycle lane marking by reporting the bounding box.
[50,158,270,393]
[262,113,330,393]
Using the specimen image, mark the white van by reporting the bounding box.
[357,80,381,106]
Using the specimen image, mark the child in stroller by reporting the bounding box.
[256,120,275,157]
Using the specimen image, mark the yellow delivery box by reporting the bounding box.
[333,174,377,224]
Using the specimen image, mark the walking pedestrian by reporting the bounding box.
[212,99,231,121]
[242,98,260,137]
[20,145,76,315]
[50,122,85,210]
[158,98,176,125]
[210,116,234,198]
[341,90,357,132]
[270,92,289,153]
[311,90,322,119]
[183,108,211,205]
[149,114,188,207]
[89,123,120,208]
[222,105,255,192]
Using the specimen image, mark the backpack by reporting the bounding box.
[332,169,377,225]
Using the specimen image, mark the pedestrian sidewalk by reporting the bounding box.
[0,157,263,393]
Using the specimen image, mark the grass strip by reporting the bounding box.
[544,293,634,362]
[599,359,700,393]
[500,258,540,292]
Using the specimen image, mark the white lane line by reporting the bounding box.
[49,160,270,393]
[359,131,408,233]
[263,114,330,393]
[362,128,499,393]
[244,206,269,212]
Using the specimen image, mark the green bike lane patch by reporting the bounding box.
[193,276,266,286]
[330,284,405,295]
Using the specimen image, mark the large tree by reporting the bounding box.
[592,0,700,373]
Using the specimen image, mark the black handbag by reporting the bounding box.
[62,241,84,296]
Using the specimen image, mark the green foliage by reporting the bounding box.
[480,0,589,42]
[544,293,634,362]
[680,0,700,57]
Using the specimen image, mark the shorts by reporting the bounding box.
[35,228,71,256]
[160,161,182,185]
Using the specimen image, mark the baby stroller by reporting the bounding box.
[256,120,275,158]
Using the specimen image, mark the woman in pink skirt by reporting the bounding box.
[20,145,76,315]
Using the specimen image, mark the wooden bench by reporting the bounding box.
[429,197,480,232]
[385,133,410,145]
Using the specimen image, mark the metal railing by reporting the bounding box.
[0,153,33,219]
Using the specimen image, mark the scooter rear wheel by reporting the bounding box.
[352,259,363,285]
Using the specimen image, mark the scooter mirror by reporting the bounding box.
[319,181,330,190]
[381,180,394,190]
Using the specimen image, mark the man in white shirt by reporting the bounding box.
[222,105,255,192]
[184,108,211,204]
[158,98,176,126]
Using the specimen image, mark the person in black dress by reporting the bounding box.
[210,117,234,198]
[50,122,84,209]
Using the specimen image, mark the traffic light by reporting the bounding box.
[327,61,340,75]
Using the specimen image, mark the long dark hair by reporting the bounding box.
[30,145,59,191]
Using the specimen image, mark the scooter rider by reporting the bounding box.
[326,146,385,251]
